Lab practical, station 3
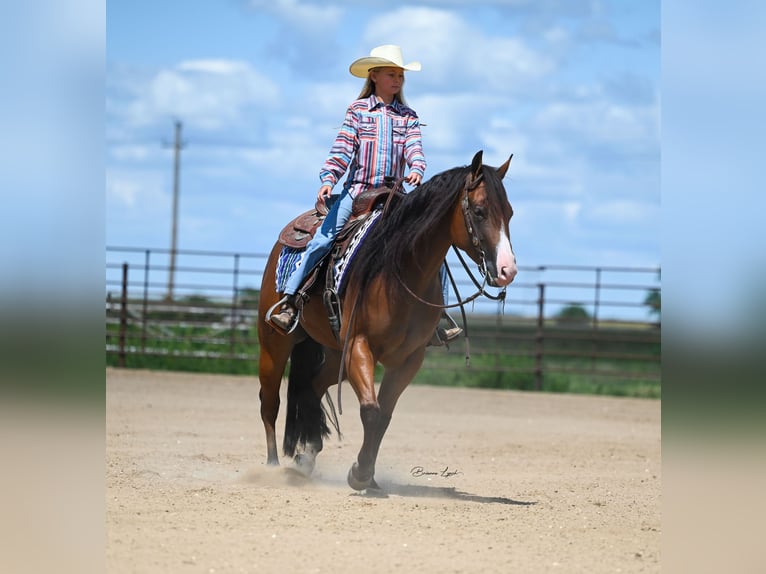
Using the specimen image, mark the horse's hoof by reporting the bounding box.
[293,453,316,477]
[347,462,373,491]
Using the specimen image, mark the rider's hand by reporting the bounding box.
[317,185,332,204]
[404,172,422,187]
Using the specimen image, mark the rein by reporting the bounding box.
[392,173,508,364]
[333,176,404,418]
[394,173,508,309]
[451,246,507,303]
[393,267,489,310]
[331,174,508,415]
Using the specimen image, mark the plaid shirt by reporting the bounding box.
[319,95,426,198]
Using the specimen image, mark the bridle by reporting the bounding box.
[395,171,507,310]
[332,172,509,417]
[461,172,490,280]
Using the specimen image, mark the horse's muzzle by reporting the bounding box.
[494,262,517,287]
[488,241,517,287]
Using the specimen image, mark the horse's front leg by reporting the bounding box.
[372,346,426,462]
[346,404,390,491]
[345,335,384,490]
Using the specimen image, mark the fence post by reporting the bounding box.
[535,283,545,391]
[230,253,240,357]
[142,249,150,351]
[591,267,601,371]
[119,262,128,368]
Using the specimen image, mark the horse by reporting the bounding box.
[256,150,518,490]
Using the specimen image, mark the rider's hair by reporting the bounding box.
[357,68,408,106]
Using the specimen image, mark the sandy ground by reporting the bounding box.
[106,368,660,574]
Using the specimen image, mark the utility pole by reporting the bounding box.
[164,120,185,301]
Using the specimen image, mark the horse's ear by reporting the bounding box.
[497,154,513,179]
[470,150,484,179]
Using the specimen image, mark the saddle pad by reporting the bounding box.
[274,208,383,296]
[275,246,306,293]
[333,208,383,294]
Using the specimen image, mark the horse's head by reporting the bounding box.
[454,150,518,287]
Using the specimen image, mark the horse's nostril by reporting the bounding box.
[501,266,517,284]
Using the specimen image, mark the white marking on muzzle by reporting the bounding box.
[494,228,517,286]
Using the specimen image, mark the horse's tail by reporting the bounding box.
[283,337,331,458]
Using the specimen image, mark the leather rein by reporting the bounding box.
[394,172,508,310]
[331,174,508,421]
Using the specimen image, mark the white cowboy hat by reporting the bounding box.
[349,44,422,78]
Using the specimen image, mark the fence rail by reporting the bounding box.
[106,246,661,393]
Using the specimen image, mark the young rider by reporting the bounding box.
[270,45,461,344]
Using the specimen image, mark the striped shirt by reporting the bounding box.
[319,95,426,198]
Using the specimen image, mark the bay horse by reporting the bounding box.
[256,150,517,490]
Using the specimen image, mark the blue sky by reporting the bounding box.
[106,0,661,281]
[0,0,759,328]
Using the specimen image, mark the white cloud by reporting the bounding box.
[304,80,363,119]
[106,170,168,213]
[108,144,156,162]
[249,0,341,29]
[534,98,659,150]
[414,92,509,155]
[119,59,280,130]
[106,1,660,272]
[543,25,570,45]
[563,201,582,223]
[589,199,658,226]
[106,178,140,208]
[359,6,555,91]
[515,198,582,227]
[177,59,248,75]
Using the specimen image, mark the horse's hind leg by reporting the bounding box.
[258,327,293,466]
[290,347,342,476]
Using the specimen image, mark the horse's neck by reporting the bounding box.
[402,210,455,290]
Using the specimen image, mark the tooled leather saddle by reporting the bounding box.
[275,185,404,340]
[278,185,402,250]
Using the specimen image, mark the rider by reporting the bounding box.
[270,44,462,344]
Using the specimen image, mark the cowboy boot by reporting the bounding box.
[441,311,463,342]
[428,326,449,347]
[270,294,298,332]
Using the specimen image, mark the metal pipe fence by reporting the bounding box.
[106,246,660,391]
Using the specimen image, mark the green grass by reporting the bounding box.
[106,314,660,398]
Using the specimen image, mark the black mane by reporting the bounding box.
[344,162,507,306]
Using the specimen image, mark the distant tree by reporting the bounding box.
[181,294,212,306]
[555,303,591,325]
[239,288,260,309]
[644,269,661,323]
[644,288,661,321]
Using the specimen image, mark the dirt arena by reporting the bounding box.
[106,368,660,573]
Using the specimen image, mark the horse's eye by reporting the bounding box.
[473,206,487,220]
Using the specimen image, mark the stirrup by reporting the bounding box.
[265,296,300,334]
[442,325,463,342]
[428,327,449,348]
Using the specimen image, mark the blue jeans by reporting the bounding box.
[284,191,451,303]
[284,192,355,296]
[440,263,449,305]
